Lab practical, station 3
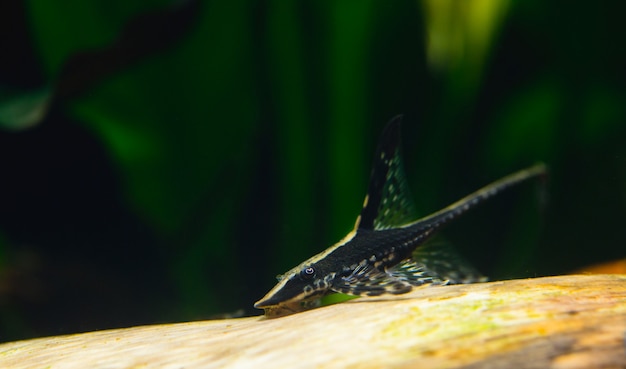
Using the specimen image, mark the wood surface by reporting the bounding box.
[0,274,624,369]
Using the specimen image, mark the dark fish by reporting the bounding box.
[255,116,547,317]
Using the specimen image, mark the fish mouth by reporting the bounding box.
[254,296,323,318]
[262,303,300,318]
[254,299,302,318]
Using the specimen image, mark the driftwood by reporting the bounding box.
[0,274,624,369]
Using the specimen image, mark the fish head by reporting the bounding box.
[254,262,334,317]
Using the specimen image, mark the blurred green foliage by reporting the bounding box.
[0,0,624,341]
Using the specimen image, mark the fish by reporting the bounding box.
[255,115,547,317]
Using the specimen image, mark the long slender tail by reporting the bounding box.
[406,163,548,231]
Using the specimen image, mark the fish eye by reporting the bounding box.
[300,266,316,280]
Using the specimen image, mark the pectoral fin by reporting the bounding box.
[331,262,413,297]
[387,259,449,286]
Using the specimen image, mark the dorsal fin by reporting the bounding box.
[356,115,417,230]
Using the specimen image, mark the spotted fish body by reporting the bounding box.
[255,116,547,317]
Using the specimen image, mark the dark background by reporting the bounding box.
[0,0,624,342]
